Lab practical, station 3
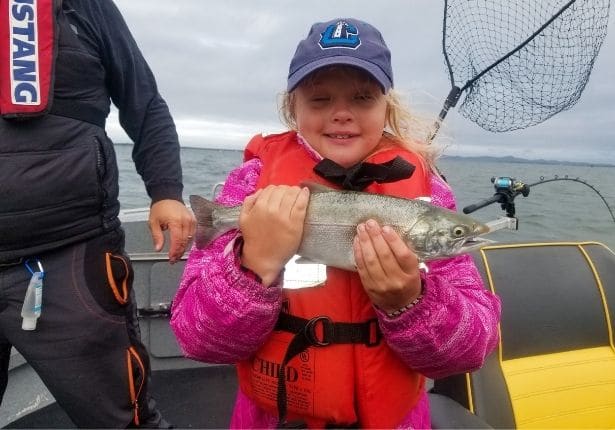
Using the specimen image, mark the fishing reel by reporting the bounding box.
[492,176,528,195]
[463,176,531,231]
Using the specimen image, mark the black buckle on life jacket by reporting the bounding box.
[303,316,380,347]
[277,313,383,347]
[304,316,332,346]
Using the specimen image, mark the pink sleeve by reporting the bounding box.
[170,159,284,363]
[377,174,502,379]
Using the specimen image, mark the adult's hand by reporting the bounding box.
[149,199,196,263]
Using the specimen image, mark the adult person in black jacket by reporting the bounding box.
[0,0,195,427]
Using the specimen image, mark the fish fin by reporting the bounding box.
[189,195,225,249]
[299,181,337,194]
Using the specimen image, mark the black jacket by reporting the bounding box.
[0,0,183,260]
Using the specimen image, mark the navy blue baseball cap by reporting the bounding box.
[287,18,393,93]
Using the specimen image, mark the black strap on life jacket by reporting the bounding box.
[45,5,106,128]
[274,312,382,428]
[49,97,106,128]
[313,155,415,191]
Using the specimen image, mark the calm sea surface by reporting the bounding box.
[115,144,615,251]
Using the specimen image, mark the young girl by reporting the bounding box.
[171,18,501,429]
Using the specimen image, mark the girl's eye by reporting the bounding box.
[310,96,330,102]
[355,93,375,102]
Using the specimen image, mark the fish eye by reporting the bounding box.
[452,226,466,237]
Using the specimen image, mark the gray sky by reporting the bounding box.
[109,1,615,164]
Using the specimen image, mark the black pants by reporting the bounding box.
[0,229,168,428]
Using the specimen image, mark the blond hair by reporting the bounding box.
[279,84,441,170]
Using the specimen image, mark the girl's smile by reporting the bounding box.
[292,67,387,168]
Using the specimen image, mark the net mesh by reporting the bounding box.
[442,0,610,132]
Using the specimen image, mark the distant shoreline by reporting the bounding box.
[114,142,614,167]
[440,154,615,168]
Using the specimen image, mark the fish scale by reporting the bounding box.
[190,184,492,272]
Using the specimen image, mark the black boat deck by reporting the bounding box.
[6,366,238,429]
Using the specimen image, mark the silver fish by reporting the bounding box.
[189,184,491,271]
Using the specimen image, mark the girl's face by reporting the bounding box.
[292,67,387,168]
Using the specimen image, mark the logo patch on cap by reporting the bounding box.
[319,21,360,50]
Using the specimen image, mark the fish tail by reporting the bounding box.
[189,195,225,248]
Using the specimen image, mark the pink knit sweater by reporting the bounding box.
[171,150,501,429]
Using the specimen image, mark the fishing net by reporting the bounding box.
[430,0,611,139]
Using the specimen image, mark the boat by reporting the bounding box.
[3,195,614,428]
[5,0,613,425]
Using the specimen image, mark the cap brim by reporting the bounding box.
[287,56,392,92]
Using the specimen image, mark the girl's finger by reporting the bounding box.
[356,222,385,282]
[289,187,310,223]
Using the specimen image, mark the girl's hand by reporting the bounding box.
[240,185,309,286]
[353,219,423,313]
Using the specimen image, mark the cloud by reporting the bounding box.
[113,0,615,164]
[107,110,282,149]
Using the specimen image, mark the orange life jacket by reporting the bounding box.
[236,131,430,428]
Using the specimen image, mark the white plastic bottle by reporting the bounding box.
[21,271,44,330]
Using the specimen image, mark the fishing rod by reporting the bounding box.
[463,175,615,230]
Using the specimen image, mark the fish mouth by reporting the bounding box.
[448,223,493,255]
[458,222,494,252]
[421,235,495,261]
[458,236,496,253]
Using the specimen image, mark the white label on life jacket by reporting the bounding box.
[9,0,41,105]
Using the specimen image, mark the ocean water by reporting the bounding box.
[115,144,615,251]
